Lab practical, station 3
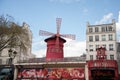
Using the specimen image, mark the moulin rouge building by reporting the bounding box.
[14,18,119,80]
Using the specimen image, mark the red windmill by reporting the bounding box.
[39,18,75,60]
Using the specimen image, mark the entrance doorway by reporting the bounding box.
[91,69,115,80]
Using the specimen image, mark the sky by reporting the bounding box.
[0,0,120,57]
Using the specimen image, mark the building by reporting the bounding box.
[86,19,117,61]
[19,22,36,60]
[117,42,120,74]
[116,11,120,75]
[0,22,35,65]
[86,19,120,79]
[86,47,118,80]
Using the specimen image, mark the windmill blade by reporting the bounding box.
[55,18,62,48]
[56,18,62,34]
[39,30,55,36]
[61,34,76,40]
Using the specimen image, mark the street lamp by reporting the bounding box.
[8,49,17,65]
[5,49,17,80]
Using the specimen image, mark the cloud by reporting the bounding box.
[118,11,120,23]
[49,0,81,4]
[116,21,120,33]
[116,11,120,40]
[95,13,113,24]
[64,38,86,57]
[95,12,120,32]
[32,38,86,58]
[95,11,120,40]
[32,40,46,57]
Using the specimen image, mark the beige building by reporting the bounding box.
[86,19,117,61]
[0,22,35,65]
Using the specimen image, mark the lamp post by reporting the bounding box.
[3,49,17,80]
[8,49,17,65]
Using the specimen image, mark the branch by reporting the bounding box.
[0,35,14,52]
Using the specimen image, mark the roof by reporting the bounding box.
[44,35,66,43]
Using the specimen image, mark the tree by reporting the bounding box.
[0,15,30,55]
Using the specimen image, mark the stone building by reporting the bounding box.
[86,19,117,61]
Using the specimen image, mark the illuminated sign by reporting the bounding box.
[88,60,117,68]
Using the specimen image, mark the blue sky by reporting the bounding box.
[0,0,120,57]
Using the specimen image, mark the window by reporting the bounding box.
[95,27,99,32]
[90,49,93,51]
[89,28,93,33]
[109,44,113,51]
[102,44,106,49]
[89,45,93,51]
[95,35,99,41]
[117,43,120,52]
[108,34,113,40]
[89,36,93,42]
[110,55,114,60]
[51,48,62,53]
[101,35,106,41]
[101,27,105,32]
[90,55,93,60]
[106,26,108,32]
[108,26,113,31]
